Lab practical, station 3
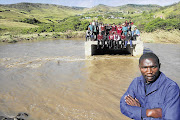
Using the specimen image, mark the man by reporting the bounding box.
[116,24,122,36]
[133,27,140,40]
[121,32,126,48]
[106,24,111,36]
[86,27,93,41]
[120,52,180,120]
[125,20,129,27]
[93,22,97,40]
[88,22,93,32]
[124,31,133,48]
[111,23,117,33]
[97,32,104,49]
[122,23,128,35]
[108,32,114,48]
[113,32,120,49]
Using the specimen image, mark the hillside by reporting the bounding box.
[154,1,180,19]
[87,4,161,13]
[0,3,85,23]
[0,2,179,43]
[0,2,162,33]
[0,2,164,24]
[119,4,161,12]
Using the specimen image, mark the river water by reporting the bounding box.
[0,39,179,120]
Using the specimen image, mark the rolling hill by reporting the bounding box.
[0,2,163,23]
[88,4,161,13]
[0,2,85,23]
[0,2,179,34]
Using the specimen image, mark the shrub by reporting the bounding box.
[22,16,90,34]
[144,17,180,32]
[20,18,41,24]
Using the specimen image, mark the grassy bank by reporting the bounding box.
[141,29,180,43]
[0,29,180,43]
[0,31,86,43]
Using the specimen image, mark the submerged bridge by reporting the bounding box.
[85,38,143,57]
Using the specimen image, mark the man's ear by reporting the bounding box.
[159,63,161,68]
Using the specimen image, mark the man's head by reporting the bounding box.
[139,53,161,83]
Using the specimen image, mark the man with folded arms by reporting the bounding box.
[120,52,180,120]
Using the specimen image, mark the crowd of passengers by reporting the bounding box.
[86,20,140,49]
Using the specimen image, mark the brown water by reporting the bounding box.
[0,39,180,120]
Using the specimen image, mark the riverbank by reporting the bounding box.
[0,29,179,43]
[141,29,180,43]
[0,31,86,43]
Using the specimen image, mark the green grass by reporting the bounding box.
[0,19,38,28]
[154,2,180,18]
[0,19,38,35]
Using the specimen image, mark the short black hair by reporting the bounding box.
[139,52,160,65]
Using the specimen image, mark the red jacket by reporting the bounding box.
[121,35,126,40]
[116,26,122,34]
[101,26,105,31]
[97,34,103,40]
[111,25,117,31]
[109,35,114,40]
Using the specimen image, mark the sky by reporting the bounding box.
[0,0,180,8]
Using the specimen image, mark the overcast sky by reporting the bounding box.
[0,0,180,7]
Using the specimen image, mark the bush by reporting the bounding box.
[22,16,90,34]
[144,17,180,32]
[20,18,41,24]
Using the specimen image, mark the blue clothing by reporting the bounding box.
[122,26,128,35]
[131,31,134,37]
[125,32,132,47]
[134,29,140,36]
[93,25,97,32]
[120,72,180,120]
[125,40,132,47]
[88,25,93,31]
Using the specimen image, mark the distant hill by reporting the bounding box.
[88,4,112,12]
[0,2,179,35]
[0,2,162,22]
[87,4,161,13]
[0,2,85,23]
[153,1,180,19]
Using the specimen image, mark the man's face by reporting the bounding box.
[139,58,160,83]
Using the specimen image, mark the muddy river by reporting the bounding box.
[0,39,179,120]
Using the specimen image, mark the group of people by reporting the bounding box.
[86,20,140,49]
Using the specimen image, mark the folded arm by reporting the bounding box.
[125,95,162,118]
